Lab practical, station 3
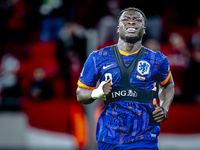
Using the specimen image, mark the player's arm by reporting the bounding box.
[76,87,95,104]
[77,79,112,105]
[153,53,174,123]
[152,75,174,123]
[159,75,174,113]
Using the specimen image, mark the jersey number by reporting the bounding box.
[105,73,113,84]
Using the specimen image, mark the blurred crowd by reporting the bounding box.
[0,0,200,148]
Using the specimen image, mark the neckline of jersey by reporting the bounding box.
[118,47,142,56]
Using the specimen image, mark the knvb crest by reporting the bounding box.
[137,60,150,75]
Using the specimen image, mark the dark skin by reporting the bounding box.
[76,10,174,123]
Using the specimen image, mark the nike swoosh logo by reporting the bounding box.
[103,64,113,69]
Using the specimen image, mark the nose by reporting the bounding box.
[128,20,136,25]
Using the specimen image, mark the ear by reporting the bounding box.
[117,26,119,33]
[143,27,146,34]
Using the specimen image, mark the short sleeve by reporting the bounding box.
[157,57,171,86]
[77,52,98,90]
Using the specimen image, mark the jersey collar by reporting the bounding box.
[118,47,142,56]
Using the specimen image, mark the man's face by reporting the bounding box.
[118,10,145,43]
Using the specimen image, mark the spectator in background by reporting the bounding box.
[58,22,87,64]
[57,22,86,98]
[97,0,120,49]
[144,39,161,52]
[162,32,190,102]
[191,16,200,51]
[0,53,21,109]
[68,51,82,97]
[145,16,163,41]
[183,48,200,103]
[39,0,65,41]
[182,17,200,103]
[29,67,53,102]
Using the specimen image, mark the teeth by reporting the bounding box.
[127,28,136,32]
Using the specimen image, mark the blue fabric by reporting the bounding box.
[97,141,158,150]
[40,17,65,41]
[96,101,160,144]
[78,46,170,90]
[78,46,170,144]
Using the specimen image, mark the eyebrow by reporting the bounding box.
[122,15,142,20]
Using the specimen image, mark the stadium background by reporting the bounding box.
[0,0,200,150]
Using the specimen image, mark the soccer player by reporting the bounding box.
[76,7,174,150]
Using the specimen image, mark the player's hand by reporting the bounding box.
[103,79,112,95]
[91,79,112,100]
[152,98,168,123]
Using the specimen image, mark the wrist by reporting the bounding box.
[160,106,167,114]
[159,106,168,121]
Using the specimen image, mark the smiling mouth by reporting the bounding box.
[126,28,137,33]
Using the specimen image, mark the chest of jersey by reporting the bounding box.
[97,48,159,90]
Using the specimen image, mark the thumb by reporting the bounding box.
[106,79,111,83]
[153,98,158,109]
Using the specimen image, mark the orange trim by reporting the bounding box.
[152,83,155,88]
[159,71,171,85]
[77,80,96,90]
[119,47,141,56]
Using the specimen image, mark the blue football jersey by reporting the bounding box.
[78,45,171,144]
